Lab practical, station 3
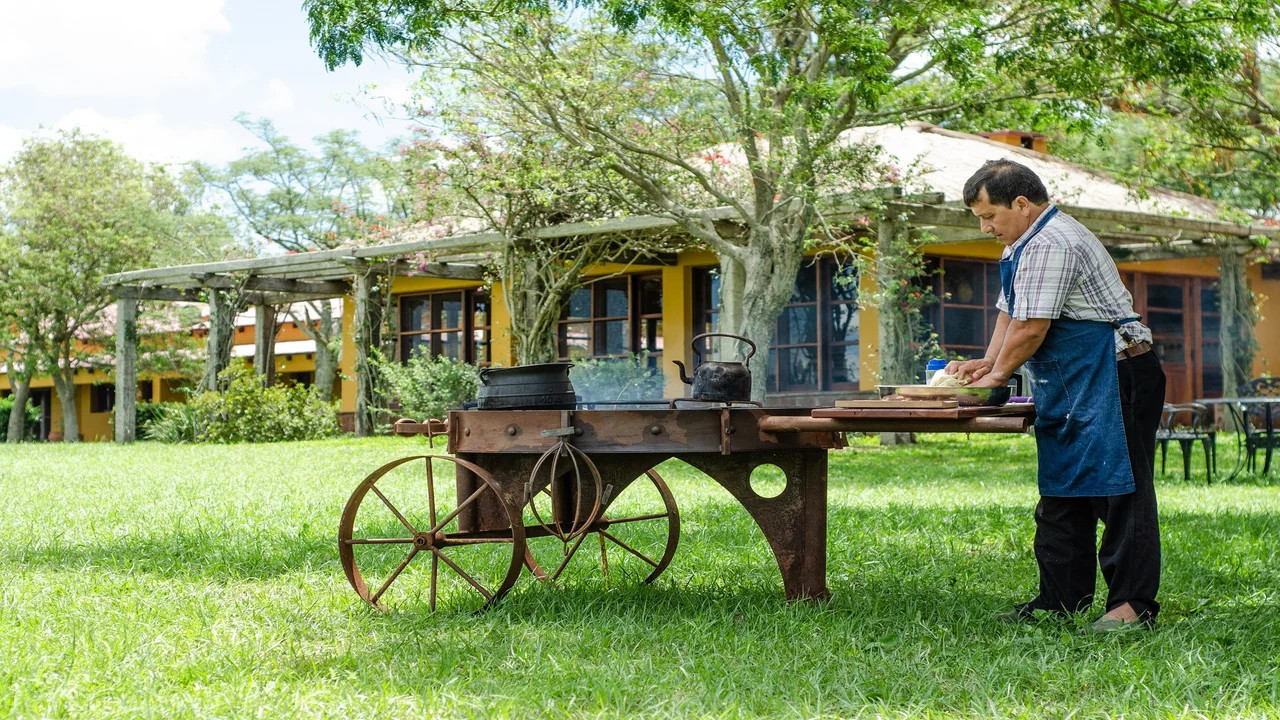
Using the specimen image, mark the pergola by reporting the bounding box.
[103,192,1280,442]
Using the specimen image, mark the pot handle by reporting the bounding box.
[690,332,757,362]
[478,366,493,383]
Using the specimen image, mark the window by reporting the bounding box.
[924,257,1003,358]
[398,289,491,365]
[557,274,662,365]
[692,258,859,393]
[90,384,115,413]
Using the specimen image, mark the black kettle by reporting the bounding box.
[672,332,757,402]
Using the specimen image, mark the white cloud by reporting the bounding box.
[0,109,243,165]
[263,78,294,113]
[0,0,231,97]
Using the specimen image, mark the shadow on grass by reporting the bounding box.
[11,495,1274,628]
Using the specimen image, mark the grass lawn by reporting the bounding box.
[2,433,1278,719]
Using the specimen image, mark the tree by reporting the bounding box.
[195,115,412,399]
[0,130,167,442]
[402,128,680,363]
[308,0,1271,399]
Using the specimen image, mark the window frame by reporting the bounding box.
[557,273,663,362]
[397,288,492,365]
[692,258,860,393]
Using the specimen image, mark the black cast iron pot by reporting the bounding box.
[476,362,578,410]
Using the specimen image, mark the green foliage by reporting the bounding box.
[569,353,665,403]
[0,394,41,441]
[191,364,341,444]
[372,347,480,421]
[140,402,206,444]
[194,115,412,253]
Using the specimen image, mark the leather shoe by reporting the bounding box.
[1082,615,1153,634]
[997,602,1064,623]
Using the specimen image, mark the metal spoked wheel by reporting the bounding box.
[338,455,526,612]
[525,467,680,586]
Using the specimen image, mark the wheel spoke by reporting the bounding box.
[425,457,438,528]
[370,547,420,605]
[438,535,517,546]
[550,532,590,581]
[343,537,415,545]
[431,547,493,600]
[429,554,439,612]
[598,531,610,579]
[428,483,491,535]
[600,529,659,568]
[602,511,669,526]
[370,484,417,535]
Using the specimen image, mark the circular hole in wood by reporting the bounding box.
[749,463,787,499]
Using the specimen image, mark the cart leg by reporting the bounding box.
[683,449,830,602]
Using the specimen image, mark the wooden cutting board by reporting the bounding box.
[834,399,959,409]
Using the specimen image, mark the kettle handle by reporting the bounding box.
[690,332,757,362]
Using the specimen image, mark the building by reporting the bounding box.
[4,123,1278,440]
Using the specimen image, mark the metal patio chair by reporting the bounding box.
[1238,378,1280,474]
[1156,402,1216,483]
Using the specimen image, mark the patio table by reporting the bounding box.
[1194,397,1280,479]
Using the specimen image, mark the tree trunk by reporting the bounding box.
[6,376,30,443]
[292,301,340,400]
[877,217,916,445]
[201,290,235,392]
[1219,249,1255,431]
[504,255,560,364]
[115,296,138,443]
[719,228,806,403]
[353,274,376,436]
[51,366,79,443]
[253,304,278,387]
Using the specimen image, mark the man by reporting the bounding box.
[947,159,1165,632]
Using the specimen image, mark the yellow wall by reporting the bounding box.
[1251,265,1279,377]
[339,300,356,414]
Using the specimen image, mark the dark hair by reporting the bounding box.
[963,159,1050,207]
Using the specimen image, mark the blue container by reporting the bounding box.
[925,358,948,384]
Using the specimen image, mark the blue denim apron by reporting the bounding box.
[1003,208,1135,497]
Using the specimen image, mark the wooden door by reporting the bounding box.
[1131,274,1193,404]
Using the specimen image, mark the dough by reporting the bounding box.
[928,370,970,387]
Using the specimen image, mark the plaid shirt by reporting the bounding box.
[995,207,1152,351]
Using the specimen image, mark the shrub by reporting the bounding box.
[374,348,481,421]
[0,394,42,441]
[192,364,341,443]
[142,402,206,444]
[570,353,665,403]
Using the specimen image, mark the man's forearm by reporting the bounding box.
[988,318,1051,383]
[983,312,1011,366]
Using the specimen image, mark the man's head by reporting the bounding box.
[963,160,1050,245]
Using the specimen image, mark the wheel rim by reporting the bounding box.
[339,455,526,612]
[525,467,680,585]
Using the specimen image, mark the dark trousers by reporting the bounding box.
[1030,351,1165,620]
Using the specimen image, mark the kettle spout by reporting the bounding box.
[672,360,693,385]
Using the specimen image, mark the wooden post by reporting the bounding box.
[877,213,915,446]
[114,296,138,443]
[201,290,233,392]
[354,271,373,437]
[254,304,277,386]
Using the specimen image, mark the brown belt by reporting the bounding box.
[1117,340,1152,361]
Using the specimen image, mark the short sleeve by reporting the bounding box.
[1010,239,1078,320]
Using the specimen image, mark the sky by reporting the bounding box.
[0,0,418,166]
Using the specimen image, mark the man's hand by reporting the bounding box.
[968,373,1007,389]
[945,357,994,382]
